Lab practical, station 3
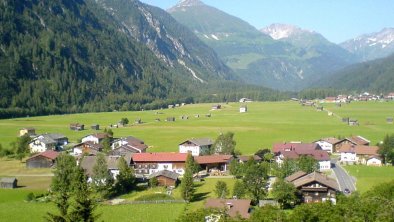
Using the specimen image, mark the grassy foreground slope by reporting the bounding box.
[344,165,394,193]
[0,101,393,154]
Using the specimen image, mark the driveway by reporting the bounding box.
[331,159,356,193]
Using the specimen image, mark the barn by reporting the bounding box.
[148,170,180,187]
[26,150,59,168]
[0,177,17,189]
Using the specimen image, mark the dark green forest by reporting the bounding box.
[0,0,288,118]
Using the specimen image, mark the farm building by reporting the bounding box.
[70,123,84,131]
[348,119,359,126]
[19,128,36,137]
[240,105,247,113]
[211,104,221,110]
[0,177,17,189]
[148,170,180,187]
[366,156,382,166]
[28,133,68,153]
[91,124,100,130]
[166,117,175,122]
[387,117,393,124]
[26,150,59,168]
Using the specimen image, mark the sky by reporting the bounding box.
[140,0,394,43]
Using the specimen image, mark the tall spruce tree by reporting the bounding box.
[181,153,195,202]
[114,156,135,195]
[91,153,113,198]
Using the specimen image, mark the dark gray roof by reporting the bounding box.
[80,155,125,176]
[148,170,180,180]
[1,177,17,183]
[181,138,213,146]
[36,133,67,144]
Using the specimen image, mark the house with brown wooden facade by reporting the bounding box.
[26,150,59,168]
[286,171,339,204]
[131,152,188,176]
[194,155,233,173]
[148,170,180,187]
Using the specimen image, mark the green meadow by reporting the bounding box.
[344,165,394,193]
[0,101,393,154]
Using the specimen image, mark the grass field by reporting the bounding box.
[1,101,393,155]
[343,165,394,193]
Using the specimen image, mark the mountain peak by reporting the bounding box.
[261,23,314,40]
[174,0,204,8]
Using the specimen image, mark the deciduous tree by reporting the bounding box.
[212,132,236,155]
[91,153,113,199]
[271,179,298,209]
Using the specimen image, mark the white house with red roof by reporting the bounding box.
[338,144,379,165]
[273,143,331,171]
[131,152,188,176]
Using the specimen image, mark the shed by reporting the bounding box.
[26,150,59,168]
[387,117,393,124]
[70,123,84,131]
[342,117,349,123]
[166,117,175,122]
[148,170,180,187]
[240,105,247,113]
[0,177,17,189]
[91,124,100,130]
[348,119,359,126]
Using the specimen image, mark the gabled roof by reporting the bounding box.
[347,136,370,145]
[273,143,322,154]
[338,144,379,155]
[33,133,67,144]
[285,171,307,182]
[80,155,124,176]
[179,138,213,146]
[316,137,341,145]
[195,155,233,164]
[290,171,339,191]
[277,145,329,162]
[132,153,188,162]
[84,133,110,140]
[0,177,17,183]
[148,170,180,180]
[27,150,59,160]
[205,199,251,219]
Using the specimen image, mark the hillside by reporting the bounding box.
[0,0,285,118]
[169,1,357,91]
[318,53,394,92]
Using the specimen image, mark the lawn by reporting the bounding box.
[1,101,393,155]
[343,165,394,193]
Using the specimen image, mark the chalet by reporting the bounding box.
[178,138,213,156]
[26,150,59,168]
[72,141,103,156]
[194,155,233,173]
[366,156,383,166]
[91,124,100,130]
[70,123,84,131]
[0,177,17,189]
[111,136,148,154]
[131,153,188,176]
[29,133,68,153]
[19,128,36,137]
[334,136,370,152]
[81,133,110,144]
[338,144,379,165]
[240,105,247,113]
[273,143,331,171]
[205,199,251,219]
[237,155,262,163]
[286,171,339,203]
[148,170,180,187]
[314,137,342,153]
[80,155,131,180]
[211,104,221,110]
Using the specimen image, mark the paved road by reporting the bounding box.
[331,159,356,194]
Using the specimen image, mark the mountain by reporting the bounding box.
[341,28,394,61]
[96,0,233,82]
[169,1,357,91]
[318,53,394,93]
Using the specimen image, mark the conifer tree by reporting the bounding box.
[181,153,195,202]
[91,153,113,198]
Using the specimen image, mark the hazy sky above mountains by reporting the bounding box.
[141,0,394,43]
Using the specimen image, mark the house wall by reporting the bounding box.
[340,152,356,162]
[134,162,185,175]
[318,160,331,171]
[0,181,17,189]
[366,158,382,166]
[156,175,176,187]
[179,144,201,156]
[26,156,54,168]
[29,140,53,153]
[315,141,333,153]
[82,136,100,144]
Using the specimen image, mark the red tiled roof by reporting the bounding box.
[28,150,59,160]
[132,152,188,162]
[281,150,330,161]
[338,144,379,155]
[194,155,233,164]
[273,143,321,154]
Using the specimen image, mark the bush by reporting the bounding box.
[25,192,36,202]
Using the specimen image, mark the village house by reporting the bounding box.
[239,105,247,113]
[366,156,383,166]
[0,177,18,189]
[29,133,68,153]
[314,137,342,153]
[19,127,36,137]
[239,98,252,103]
[72,141,103,156]
[81,133,110,144]
[110,136,148,155]
[131,152,188,176]
[334,136,370,153]
[286,171,339,203]
[148,170,180,187]
[80,155,131,181]
[387,92,394,100]
[194,155,233,174]
[273,143,331,171]
[338,144,380,165]
[178,138,213,156]
[205,198,252,219]
[26,150,59,168]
